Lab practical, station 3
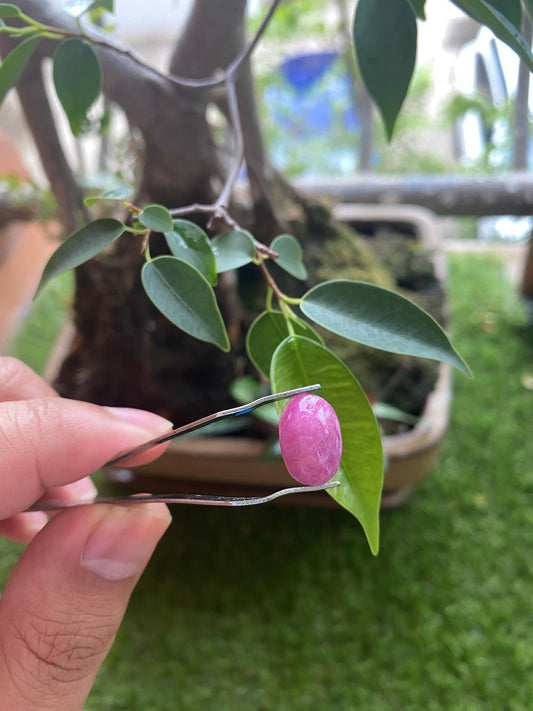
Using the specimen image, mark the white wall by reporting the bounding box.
[112,0,192,40]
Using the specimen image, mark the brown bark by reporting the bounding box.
[169,0,282,237]
[7,0,271,421]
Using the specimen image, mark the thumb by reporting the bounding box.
[0,503,171,711]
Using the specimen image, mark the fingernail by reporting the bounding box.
[23,511,48,536]
[104,407,173,434]
[67,476,98,501]
[82,504,171,581]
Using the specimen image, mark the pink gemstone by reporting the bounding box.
[279,393,342,486]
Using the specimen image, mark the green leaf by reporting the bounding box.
[485,0,521,29]
[271,336,383,555]
[450,0,533,70]
[0,35,41,108]
[0,4,21,17]
[301,280,471,375]
[138,204,173,233]
[246,310,323,378]
[141,256,230,351]
[164,219,217,286]
[84,185,132,206]
[53,38,102,136]
[211,229,255,272]
[407,0,426,19]
[354,0,417,140]
[36,218,124,297]
[373,402,419,426]
[271,233,307,280]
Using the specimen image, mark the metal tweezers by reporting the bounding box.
[26,383,340,512]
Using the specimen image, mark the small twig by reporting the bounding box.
[255,242,279,260]
[213,77,244,213]
[169,203,239,231]
[258,259,285,302]
[35,0,280,92]
[225,0,281,81]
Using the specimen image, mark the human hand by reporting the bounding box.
[0,357,172,710]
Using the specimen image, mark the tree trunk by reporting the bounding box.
[7,0,261,422]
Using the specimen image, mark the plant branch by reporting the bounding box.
[213,77,244,214]
[258,259,285,302]
[225,0,281,81]
[20,0,280,93]
[168,203,239,230]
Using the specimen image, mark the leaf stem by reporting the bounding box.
[280,300,296,336]
[258,259,284,302]
[266,286,274,312]
[258,259,302,308]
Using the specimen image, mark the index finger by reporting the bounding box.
[0,357,58,401]
[0,397,171,519]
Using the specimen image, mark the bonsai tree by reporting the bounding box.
[0,0,528,553]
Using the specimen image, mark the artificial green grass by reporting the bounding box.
[1,253,532,709]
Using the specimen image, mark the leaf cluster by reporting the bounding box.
[34,192,469,553]
[9,0,525,552]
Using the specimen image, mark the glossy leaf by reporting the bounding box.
[36,218,124,297]
[246,310,323,378]
[0,4,21,17]
[84,185,132,206]
[271,335,383,554]
[164,219,217,286]
[407,0,426,19]
[301,280,470,375]
[354,0,417,140]
[0,35,41,107]
[450,0,533,70]
[485,0,521,29]
[271,233,307,280]
[138,204,173,233]
[53,38,102,136]
[141,256,230,351]
[211,229,255,272]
